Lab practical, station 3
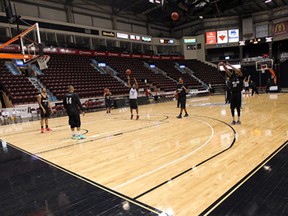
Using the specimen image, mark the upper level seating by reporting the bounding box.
[153,60,201,88]
[38,55,128,100]
[179,60,224,84]
[0,62,39,104]
[95,57,177,92]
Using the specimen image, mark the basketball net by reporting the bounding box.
[37,55,50,70]
[261,65,266,74]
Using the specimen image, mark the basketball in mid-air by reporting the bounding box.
[126,69,132,76]
[171,12,179,21]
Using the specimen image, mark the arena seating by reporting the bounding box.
[179,60,224,85]
[38,55,128,100]
[0,55,225,106]
[0,61,39,104]
[94,56,177,92]
[152,60,201,88]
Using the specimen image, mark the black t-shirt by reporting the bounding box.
[229,76,243,93]
[63,93,84,116]
[105,93,111,102]
[177,83,187,98]
[40,94,49,109]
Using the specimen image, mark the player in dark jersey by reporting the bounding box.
[104,88,112,114]
[37,88,53,133]
[176,77,189,118]
[219,62,243,125]
[250,80,259,96]
[225,77,231,104]
[63,85,86,139]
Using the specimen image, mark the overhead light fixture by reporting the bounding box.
[199,16,203,19]
[265,0,272,3]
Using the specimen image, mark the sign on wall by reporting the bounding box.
[273,20,288,36]
[206,32,216,44]
[102,31,115,37]
[256,25,268,38]
[184,38,197,44]
[217,30,228,44]
[228,29,239,43]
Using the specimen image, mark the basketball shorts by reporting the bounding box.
[179,97,186,109]
[69,114,81,128]
[105,100,112,108]
[129,99,138,109]
[230,93,241,110]
[40,107,51,119]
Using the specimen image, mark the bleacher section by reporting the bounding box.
[0,54,225,106]
[0,61,39,104]
[94,57,177,92]
[38,55,128,100]
[180,60,224,84]
[153,60,201,88]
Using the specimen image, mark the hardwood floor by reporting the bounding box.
[1,93,287,215]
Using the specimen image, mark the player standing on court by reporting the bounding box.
[104,88,112,114]
[176,77,189,118]
[250,80,259,96]
[243,75,250,97]
[225,77,231,104]
[37,88,53,133]
[63,85,86,139]
[127,76,139,120]
[219,62,243,125]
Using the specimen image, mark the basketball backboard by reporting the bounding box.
[256,59,273,72]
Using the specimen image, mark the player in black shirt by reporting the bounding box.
[63,85,86,139]
[225,77,231,104]
[37,88,53,133]
[176,78,189,118]
[250,80,259,96]
[219,62,243,125]
[104,88,112,114]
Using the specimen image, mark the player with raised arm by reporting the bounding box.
[218,62,243,125]
[127,76,139,120]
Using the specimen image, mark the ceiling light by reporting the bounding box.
[265,0,272,3]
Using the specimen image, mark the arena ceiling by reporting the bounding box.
[16,0,288,27]
[62,0,288,26]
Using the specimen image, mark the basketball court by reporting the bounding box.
[1,93,288,215]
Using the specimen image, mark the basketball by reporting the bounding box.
[174,92,179,99]
[126,69,132,76]
[171,12,179,21]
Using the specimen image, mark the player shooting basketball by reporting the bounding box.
[127,75,139,120]
[219,62,243,125]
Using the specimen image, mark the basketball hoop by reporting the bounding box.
[0,23,42,61]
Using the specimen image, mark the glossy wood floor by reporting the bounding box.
[1,93,288,215]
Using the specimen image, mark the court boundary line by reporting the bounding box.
[113,117,215,190]
[133,115,237,199]
[3,141,163,215]
[199,140,288,216]
[34,115,169,154]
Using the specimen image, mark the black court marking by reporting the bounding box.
[200,140,288,216]
[34,115,169,154]
[1,123,68,137]
[0,140,162,216]
[114,133,123,136]
[134,115,237,200]
[111,114,169,122]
